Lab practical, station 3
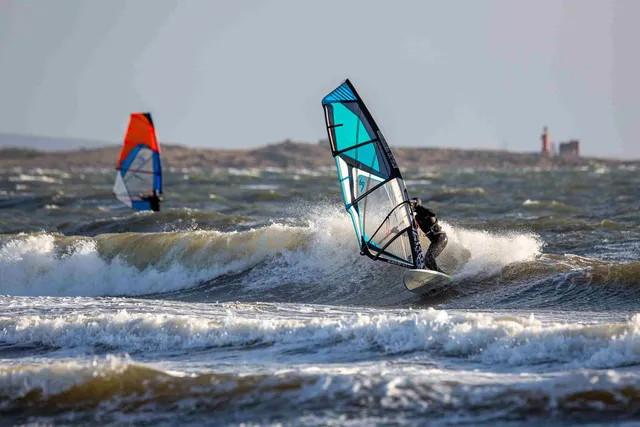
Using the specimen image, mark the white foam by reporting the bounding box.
[0,200,543,297]
[8,174,63,184]
[239,205,381,296]
[227,167,261,177]
[2,306,640,369]
[593,166,610,175]
[0,355,131,399]
[241,184,280,190]
[437,222,543,277]
[1,354,638,424]
[522,199,567,208]
[0,227,306,297]
[404,179,432,186]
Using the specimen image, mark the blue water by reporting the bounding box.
[0,165,639,426]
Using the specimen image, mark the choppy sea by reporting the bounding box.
[0,161,639,426]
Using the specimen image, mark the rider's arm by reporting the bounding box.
[414,205,436,218]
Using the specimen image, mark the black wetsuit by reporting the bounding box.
[413,205,448,273]
[141,194,162,212]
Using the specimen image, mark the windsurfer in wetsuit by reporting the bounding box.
[139,189,163,212]
[410,197,448,274]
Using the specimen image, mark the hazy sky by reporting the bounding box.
[1,0,638,157]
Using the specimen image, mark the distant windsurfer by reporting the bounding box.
[139,189,163,212]
[410,198,448,274]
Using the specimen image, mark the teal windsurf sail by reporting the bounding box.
[322,79,421,269]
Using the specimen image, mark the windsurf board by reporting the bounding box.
[403,269,451,294]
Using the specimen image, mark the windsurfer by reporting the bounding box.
[139,189,163,212]
[410,197,447,273]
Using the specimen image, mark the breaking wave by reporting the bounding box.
[0,206,640,309]
[0,305,640,369]
[1,332,640,424]
[0,209,542,302]
[0,208,636,309]
[1,306,640,369]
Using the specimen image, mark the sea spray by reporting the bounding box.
[0,214,544,298]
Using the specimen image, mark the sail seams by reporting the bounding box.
[369,227,414,264]
[113,113,162,211]
[323,80,418,269]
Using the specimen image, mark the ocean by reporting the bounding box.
[0,162,639,426]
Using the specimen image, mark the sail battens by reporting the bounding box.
[322,79,418,269]
[365,201,410,244]
[112,113,162,211]
[347,176,392,210]
[333,138,379,156]
[122,169,160,175]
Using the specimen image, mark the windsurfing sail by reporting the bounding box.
[322,79,421,269]
[113,112,162,210]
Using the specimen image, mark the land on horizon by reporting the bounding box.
[0,134,634,171]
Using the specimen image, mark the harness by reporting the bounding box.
[415,214,443,238]
[424,221,443,237]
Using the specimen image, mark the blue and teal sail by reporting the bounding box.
[322,79,420,269]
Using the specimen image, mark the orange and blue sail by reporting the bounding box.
[112,113,163,211]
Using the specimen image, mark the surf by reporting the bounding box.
[4,354,639,426]
[0,209,564,306]
[2,301,640,369]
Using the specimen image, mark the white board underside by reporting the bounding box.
[403,269,451,294]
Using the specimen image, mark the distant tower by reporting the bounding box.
[541,126,551,156]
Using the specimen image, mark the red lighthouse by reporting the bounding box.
[541,126,550,155]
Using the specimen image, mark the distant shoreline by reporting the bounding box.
[0,140,635,171]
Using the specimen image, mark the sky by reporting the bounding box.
[0,0,638,158]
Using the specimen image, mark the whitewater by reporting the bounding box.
[0,165,639,425]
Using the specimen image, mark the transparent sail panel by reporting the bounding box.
[357,173,413,265]
[122,147,155,198]
[113,172,132,207]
